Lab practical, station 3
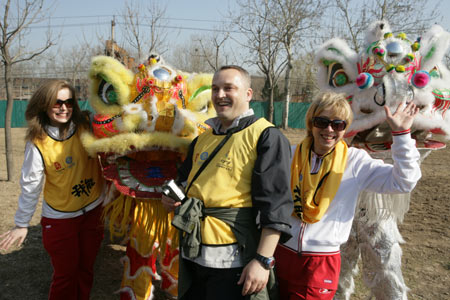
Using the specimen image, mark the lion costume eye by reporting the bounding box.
[328,63,349,88]
[98,79,119,105]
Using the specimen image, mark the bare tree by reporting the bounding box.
[56,40,104,99]
[0,0,55,181]
[268,0,325,128]
[332,0,441,52]
[290,51,319,102]
[169,37,214,73]
[233,0,288,123]
[193,28,233,72]
[119,0,168,63]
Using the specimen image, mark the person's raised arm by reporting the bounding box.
[384,101,419,133]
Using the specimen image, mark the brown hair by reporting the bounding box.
[25,79,90,141]
[215,65,251,89]
[305,92,353,137]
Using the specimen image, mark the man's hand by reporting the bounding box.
[161,194,181,212]
[384,101,419,132]
[0,227,28,251]
[238,258,270,296]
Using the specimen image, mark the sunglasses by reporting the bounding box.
[312,116,347,131]
[53,98,74,109]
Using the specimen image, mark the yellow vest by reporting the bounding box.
[187,118,273,245]
[33,129,103,212]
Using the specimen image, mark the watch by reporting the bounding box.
[255,253,275,270]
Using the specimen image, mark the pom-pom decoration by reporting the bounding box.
[411,71,430,89]
[173,75,183,83]
[395,65,406,73]
[411,41,420,52]
[405,53,415,63]
[396,32,407,40]
[386,64,395,72]
[356,72,374,89]
[372,46,385,57]
[384,32,393,39]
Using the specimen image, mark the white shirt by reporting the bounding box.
[284,134,421,254]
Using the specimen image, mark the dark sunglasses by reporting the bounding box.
[53,98,74,109]
[312,116,347,131]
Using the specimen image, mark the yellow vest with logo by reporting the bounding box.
[33,129,103,212]
[187,118,273,245]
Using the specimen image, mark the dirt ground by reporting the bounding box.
[0,128,449,299]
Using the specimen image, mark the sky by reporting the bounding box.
[29,0,235,51]
[7,0,450,69]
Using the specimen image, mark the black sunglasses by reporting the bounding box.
[53,98,74,109]
[312,116,347,131]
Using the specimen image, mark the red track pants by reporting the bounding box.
[41,205,104,300]
[274,244,340,300]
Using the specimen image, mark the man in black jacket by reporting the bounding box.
[162,65,293,300]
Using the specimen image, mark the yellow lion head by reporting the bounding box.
[81,55,215,199]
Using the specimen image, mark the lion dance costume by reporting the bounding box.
[81,55,215,299]
[315,21,450,299]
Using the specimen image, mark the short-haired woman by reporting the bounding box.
[275,91,421,299]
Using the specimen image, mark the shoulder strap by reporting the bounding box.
[185,130,235,194]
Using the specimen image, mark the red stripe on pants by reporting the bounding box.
[41,205,104,300]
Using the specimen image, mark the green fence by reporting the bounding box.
[1,100,309,129]
[251,101,309,129]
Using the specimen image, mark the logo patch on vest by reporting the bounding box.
[54,162,62,171]
[216,152,233,171]
[200,152,209,160]
[65,156,75,168]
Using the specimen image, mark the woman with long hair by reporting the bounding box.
[0,79,105,300]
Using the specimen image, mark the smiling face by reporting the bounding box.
[211,68,252,129]
[47,88,73,127]
[312,108,347,155]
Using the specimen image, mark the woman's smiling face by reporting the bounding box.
[47,88,73,127]
[311,108,346,156]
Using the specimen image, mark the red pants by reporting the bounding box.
[274,244,340,300]
[41,205,104,300]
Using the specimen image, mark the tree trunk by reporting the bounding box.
[283,60,292,129]
[3,63,14,181]
[267,75,274,123]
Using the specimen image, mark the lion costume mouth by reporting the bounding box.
[81,55,215,199]
[101,150,181,199]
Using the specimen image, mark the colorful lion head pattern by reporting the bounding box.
[81,55,215,300]
[315,20,450,151]
[82,55,214,197]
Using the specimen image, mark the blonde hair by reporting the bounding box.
[25,80,90,141]
[305,92,353,137]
